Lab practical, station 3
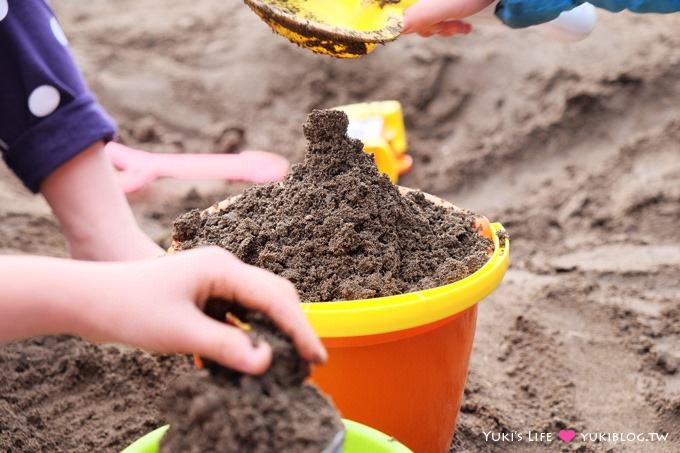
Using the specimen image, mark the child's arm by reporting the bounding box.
[404,0,680,35]
[41,141,163,260]
[0,247,327,374]
[0,0,159,261]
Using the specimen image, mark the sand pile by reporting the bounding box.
[173,110,491,301]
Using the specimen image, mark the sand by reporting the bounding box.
[0,1,679,451]
[159,299,342,453]
[172,109,491,302]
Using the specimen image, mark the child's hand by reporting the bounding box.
[403,0,495,36]
[86,247,327,374]
[0,248,327,375]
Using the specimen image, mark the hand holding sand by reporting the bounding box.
[0,248,326,375]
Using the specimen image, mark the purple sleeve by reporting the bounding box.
[0,0,116,193]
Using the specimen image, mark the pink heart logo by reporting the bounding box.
[559,430,576,443]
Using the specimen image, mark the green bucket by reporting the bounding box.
[121,419,412,453]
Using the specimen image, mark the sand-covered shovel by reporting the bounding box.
[243,0,597,58]
[105,142,290,193]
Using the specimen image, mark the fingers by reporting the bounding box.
[173,309,273,374]
[187,247,327,366]
[403,0,493,34]
[472,215,493,240]
[415,20,472,37]
[437,20,473,36]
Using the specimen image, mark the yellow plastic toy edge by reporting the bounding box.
[362,138,399,183]
[265,18,378,58]
[334,100,408,155]
[246,0,406,41]
[302,223,509,338]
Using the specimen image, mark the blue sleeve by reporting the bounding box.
[592,0,680,13]
[496,0,680,28]
[0,0,116,193]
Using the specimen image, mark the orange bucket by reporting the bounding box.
[302,217,509,452]
[172,190,509,452]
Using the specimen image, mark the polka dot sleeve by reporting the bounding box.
[0,0,116,193]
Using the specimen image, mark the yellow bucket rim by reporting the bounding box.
[301,223,509,338]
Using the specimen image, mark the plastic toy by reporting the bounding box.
[243,0,597,58]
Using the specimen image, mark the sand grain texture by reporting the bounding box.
[159,299,342,453]
[0,1,679,452]
[172,109,491,301]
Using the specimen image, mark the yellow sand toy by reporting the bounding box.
[335,101,412,183]
[243,0,597,58]
[243,0,418,58]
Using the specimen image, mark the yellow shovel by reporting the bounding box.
[243,0,418,58]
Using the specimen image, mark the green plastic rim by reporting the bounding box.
[121,419,412,453]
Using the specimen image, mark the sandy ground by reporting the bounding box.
[1,0,680,451]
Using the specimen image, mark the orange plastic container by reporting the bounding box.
[302,219,509,452]
[311,309,477,452]
[171,190,509,452]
